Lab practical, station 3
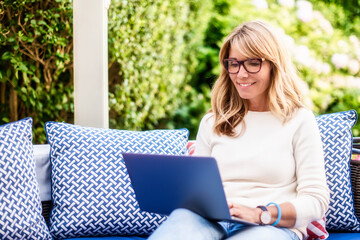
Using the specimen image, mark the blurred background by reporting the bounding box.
[1,0,360,143]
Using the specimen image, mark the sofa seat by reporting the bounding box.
[328,232,360,239]
[34,138,360,240]
[64,232,360,239]
[66,237,147,240]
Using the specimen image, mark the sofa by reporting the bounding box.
[1,110,360,240]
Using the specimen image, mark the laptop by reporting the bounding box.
[122,152,257,225]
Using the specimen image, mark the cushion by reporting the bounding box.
[316,110,359,231]
[66,237,146,240]
[306,217,328,240]
[45,122,189,239]
[0,118,52,239]
[186,141,196,155]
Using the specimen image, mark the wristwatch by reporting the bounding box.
[257,205,272,225]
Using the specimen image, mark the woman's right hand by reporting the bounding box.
[228,202,262,224]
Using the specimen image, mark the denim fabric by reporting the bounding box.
[219,221,299,240]
[147,208,225,240]
[148,209,299,240]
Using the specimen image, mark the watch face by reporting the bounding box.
[261,211,272,224]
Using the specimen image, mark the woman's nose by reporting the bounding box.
[237,64,248,78]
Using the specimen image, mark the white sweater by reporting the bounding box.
[194,108,330,239]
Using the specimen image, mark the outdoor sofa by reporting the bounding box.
[2,110,360,240]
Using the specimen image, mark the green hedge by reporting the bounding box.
[0,0,73,143]
[108,0,211,131]
[0,0,211,142]
[1,0,359,142]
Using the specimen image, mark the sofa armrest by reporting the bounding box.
[353,137,360,154]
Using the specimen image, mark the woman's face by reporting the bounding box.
[227,46,272,111]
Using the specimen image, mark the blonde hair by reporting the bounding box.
[211,20,304,136]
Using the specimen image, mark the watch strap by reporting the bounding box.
[257,205,268,212]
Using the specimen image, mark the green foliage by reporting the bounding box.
[1,0,212,141]
[164,84,211,139]
[2,0,359,141]
[0,0,73,143]
[108,0,212,131]
[316,0,360,20]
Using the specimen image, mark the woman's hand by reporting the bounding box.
[228,202,262,224]
[228,202,297,227]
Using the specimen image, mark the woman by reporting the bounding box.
[148,20,329,240]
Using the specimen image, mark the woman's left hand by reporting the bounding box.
[229,201,297,227]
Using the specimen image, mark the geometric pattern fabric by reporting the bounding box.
[45,122,189,239]
[316,110,359,231]
[0,118,52,239]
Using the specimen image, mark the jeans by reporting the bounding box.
[147,208,300,240]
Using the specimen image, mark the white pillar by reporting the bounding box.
[73,0,110,128]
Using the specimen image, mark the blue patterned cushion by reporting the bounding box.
[45,122,189,239]
[0,118,52,239]
[316,110,359,231]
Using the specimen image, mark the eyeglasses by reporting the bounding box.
[223,58,265,74]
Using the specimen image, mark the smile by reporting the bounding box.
[238,82,255,87]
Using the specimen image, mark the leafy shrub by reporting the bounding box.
[1,0,359,142]
[108,0,212,131]
[1,0,211,142]
[0,0,73,143]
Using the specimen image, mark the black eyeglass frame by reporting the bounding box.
[223,58,265,74]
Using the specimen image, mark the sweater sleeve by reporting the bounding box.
[194,113,213,157]
[290,110,330,228]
